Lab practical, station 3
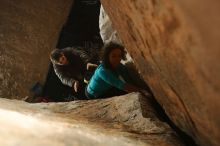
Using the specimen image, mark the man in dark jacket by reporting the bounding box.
[50,47,98,100]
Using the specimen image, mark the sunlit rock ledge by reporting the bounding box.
[0,93,184,146]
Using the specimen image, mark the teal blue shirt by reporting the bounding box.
[87,63,131,98]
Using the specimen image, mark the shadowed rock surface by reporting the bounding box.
[0,93,184,146]
[101,0,220,145]
[0,0,73,98]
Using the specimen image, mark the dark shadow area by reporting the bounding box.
[139,89,198,146]
[42,0,102,102]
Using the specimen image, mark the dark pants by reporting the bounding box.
[102,87,127,98]
[85,86,126,99]
[64,82,87,101]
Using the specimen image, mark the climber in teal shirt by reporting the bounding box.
[85,42,139,99]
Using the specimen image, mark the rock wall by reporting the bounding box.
[0,0,73,98]
[101,0,220,146]
[0,93,184,146]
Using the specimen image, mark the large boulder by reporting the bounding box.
[101,0,220,146]
[0,0,73,98]
[0,93,184,146]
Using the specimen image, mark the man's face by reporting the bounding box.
[58,53,68,65]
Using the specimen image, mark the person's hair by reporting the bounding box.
[102,42,126,69]
[50,49,63,64]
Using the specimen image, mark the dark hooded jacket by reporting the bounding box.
[51,47,99,88]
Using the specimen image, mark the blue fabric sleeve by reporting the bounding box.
[98,67,125,90]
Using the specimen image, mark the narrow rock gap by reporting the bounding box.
[41,0,198,146]
[143,92,198,146]
[42,0,102,101]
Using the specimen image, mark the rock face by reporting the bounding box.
[101,0,220,146]
[0,93,184,146]
[1,0,220,145]
[0,0,73,98]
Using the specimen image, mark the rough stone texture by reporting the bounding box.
[0,0,73,98]
[101,0,220,146]
[0,93,184,146]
